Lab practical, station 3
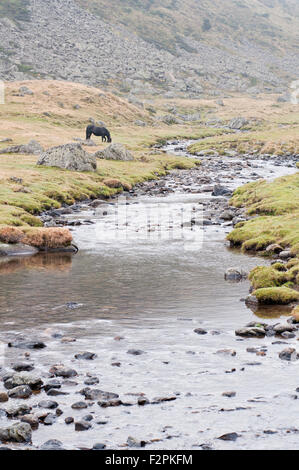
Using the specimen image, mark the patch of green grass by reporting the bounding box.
[253,287,299,305]
[0,152,197,228]
[249,266,291,289]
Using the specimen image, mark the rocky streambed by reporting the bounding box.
[0,143,298,450]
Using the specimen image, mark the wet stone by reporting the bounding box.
[235,327,265,338]
[21,414,39,430]
[50,366,78,378]
[74,352,97,360]
[46,389,69,396]
[75,420,92,431]
[222,391,236,398]
[82,414,93,422]
[0,422,32,443]
[43,413,57,425]
[194,328,208,335]
[92,443,106,450]
[8,340,46,350]
[44,380,61,392]
[98,399,123,408]
[218,432,239,441]
[5,404,32,418]
[151,396,177,404]
[216,349,236,357]
[127,349,145,356]
[40,439,64,450]
[81,388,119,401]
[138,397,150,406]
[71,401,88,410]
[279,348,298,361]
[0,392,8,403]
[38,400,59,409]
[12,362,34,372]
[84,377,99,386]
[127,436,147,448]
[4,373,43,391]
[65,417,74,425]
[8,385,32,399]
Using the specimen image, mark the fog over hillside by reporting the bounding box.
[0,0,298,96]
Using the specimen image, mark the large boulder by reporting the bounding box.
[0,422,32,443]
[0,140,43,155]
[37,143,97,171]
[228,117,249,130]
[94,143,134,161]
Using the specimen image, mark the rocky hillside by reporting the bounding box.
[0,0,298,96]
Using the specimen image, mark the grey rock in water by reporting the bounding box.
[279,348,298,361]
[40,439,64,450]
[218,432,239,441]
[235,327,266,338]
[74,352,97,360]
[0,422,32,443]
[8,385,32,399]
[4,373,43,391]
[94,143,134,161]
[225,268,247,281]
[37,143,97,171]
[0,243,38,257]
[212,185,232,197]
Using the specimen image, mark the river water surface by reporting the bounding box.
[0,144,298,450]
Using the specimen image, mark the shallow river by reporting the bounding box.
[0,144,298,450]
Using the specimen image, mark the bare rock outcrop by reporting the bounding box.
[37,143,97,171]
[94,143,134,161]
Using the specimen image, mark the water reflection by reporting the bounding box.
[0,253,73,275]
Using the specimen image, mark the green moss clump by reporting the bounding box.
[271,262,287,272]
[254,286,299,305]
[249,266,290,289]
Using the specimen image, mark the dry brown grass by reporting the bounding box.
[0,226,24,244]
[22,227,73,249]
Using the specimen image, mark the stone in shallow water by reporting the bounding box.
[40,439,64,450]
[127,349,145,356]
[194,328,208,335]
[218,432,239,441]
[38,400,59,409]
[279,348,298,361]
[4,373,43,391]
[74,352,97,360]
[49,365,78,378]
[0,422,32,443]
[92,443,106,450]
[12,362,34,372]
[81,388,119,401]
[71,401,88,410]
[235,327,265,338]
[8,340,46,350]
[8,385,32,399]
[75,420,92,431]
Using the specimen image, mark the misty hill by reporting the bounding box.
[0,0,298,96]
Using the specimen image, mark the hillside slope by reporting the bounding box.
[0,0,298,95]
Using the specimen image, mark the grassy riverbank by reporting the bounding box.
[0,80,298,255]
[228,172,299,304]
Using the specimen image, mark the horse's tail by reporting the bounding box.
[86,125,93,140]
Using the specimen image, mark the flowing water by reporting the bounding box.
[0,144,298,450]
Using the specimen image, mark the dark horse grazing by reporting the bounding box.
[86,125,112,143]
